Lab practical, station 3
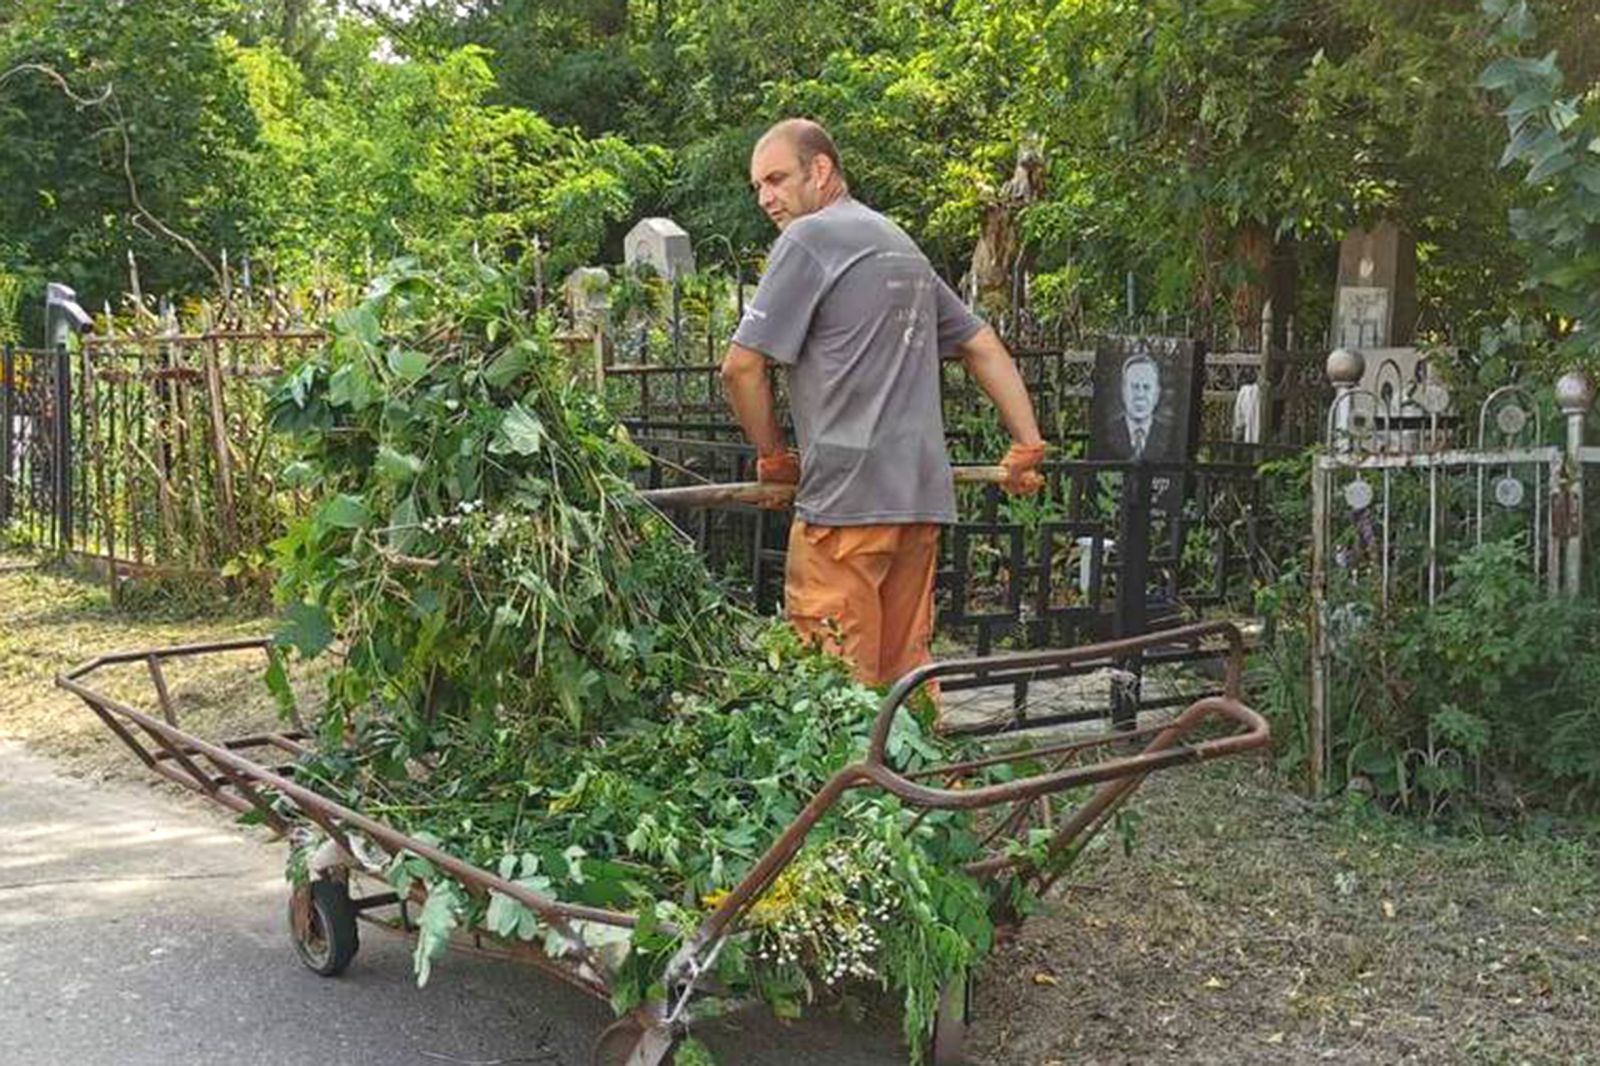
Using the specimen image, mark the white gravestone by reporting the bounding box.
[623,218,695,281]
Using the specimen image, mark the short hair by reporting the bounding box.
[759,118,843,176]
[1122,351,1159,378]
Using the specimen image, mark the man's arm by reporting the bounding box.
[955,324,1045,445]
[719,343,788,457]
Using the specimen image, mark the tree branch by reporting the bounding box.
[0,62,222,287]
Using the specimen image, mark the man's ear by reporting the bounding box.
[810,154,835,186]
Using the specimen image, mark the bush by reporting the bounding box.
[1254,538,1600,818]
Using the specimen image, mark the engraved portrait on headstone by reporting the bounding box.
[1089,336,1204,464]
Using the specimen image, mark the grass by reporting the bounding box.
[972,759,1600,1064]
[0,550,283,778]
[2,550,1596,1063]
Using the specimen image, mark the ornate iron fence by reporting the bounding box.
[0,344,67,549]
[0,329,319,581]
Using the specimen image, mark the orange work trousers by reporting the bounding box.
[784,520,941,687]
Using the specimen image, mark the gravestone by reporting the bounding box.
[1088,335,1205,513]
[1088,335,1204,465]
[562,267,611,329]
[624,218,695,281]
[1331,222,1417,349]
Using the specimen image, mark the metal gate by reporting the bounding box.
[0,344,70,550]
[1307,353,1595,793]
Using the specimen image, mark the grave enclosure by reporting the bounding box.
[1,220,1473,726]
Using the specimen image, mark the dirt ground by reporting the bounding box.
[3,553,1597,1065]
[0,553,298,778]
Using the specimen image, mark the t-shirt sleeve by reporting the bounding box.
[934,275,984,356]
[731,236,830,365]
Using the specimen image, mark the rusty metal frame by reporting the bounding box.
[59,621,1267,1063]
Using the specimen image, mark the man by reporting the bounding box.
[1119,351,1162,459]
[719,117,1047,686]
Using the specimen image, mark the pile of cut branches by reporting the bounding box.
[265,257,1008,1059]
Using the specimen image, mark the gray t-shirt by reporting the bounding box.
[732,197,982,526]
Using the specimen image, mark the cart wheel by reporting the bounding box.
[591,1017,678,1066]
[925,974,971,1066]
[288,878,360,977]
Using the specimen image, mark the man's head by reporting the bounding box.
[749,119,848,231]
[1121,353,1161,423]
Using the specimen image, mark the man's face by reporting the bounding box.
[750,138,826,231]
[1123,361,1160,422]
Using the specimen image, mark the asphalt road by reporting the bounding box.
[0,742,911,1066]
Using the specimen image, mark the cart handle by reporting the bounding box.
[636,464,1008,509]
[868,618,1247,764]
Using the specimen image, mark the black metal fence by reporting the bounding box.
[1,344,69,550]
[605,346,1331,457]
[631,432,1285,724]
[633,436,1278,640]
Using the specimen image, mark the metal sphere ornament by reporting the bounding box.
[1555,370,1594,416]
[1326,347,1366,388]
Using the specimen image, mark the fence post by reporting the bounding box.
[1112,466,1151,730]
[53,342,72,550]
[0,343,12,531]
[1556,370,1593,598]
[1258,299,1276,443]
[1309,454,1330,798]
[201,336,240,563]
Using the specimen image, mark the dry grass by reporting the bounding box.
[971,759,1600,1064]
[0,551,287,780]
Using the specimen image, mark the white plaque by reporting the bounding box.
[1336,286,1390,349]
[1494,476,1525,509]
[1345,479,1374,511]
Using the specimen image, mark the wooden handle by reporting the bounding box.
[638,465,1010,509]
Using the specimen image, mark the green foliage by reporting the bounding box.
[0,0,260,301]
[268,256,1008,1058]
[1255,538,1600,817]
[232,35,668,279]
[1480,0,1600,368]
[5,0,1594,349]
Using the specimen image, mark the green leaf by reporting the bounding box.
[1526,145,1577,185]
[387,347,431,382]
[327,362,377,411]
[490,403,546,456]
[318,493,372,530]
[391,494,422,553]
[484,891,522,938]
[334,305,381,347]
[376,446,426,483]
[414,883,461,987]
[277,602,334,658]
[264,645,298,723]
[279,460,320,489]
[484,341,536,390]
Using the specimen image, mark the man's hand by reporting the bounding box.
[757,450,800,484]
[754,449,800,509]
[999,441,1046,495]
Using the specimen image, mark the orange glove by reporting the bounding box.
[756,450,800,484]
[754,450,800,510]
[999,441,1047,495]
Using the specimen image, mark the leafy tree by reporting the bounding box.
[0,0,260,306]
[1480,0,1600,368]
